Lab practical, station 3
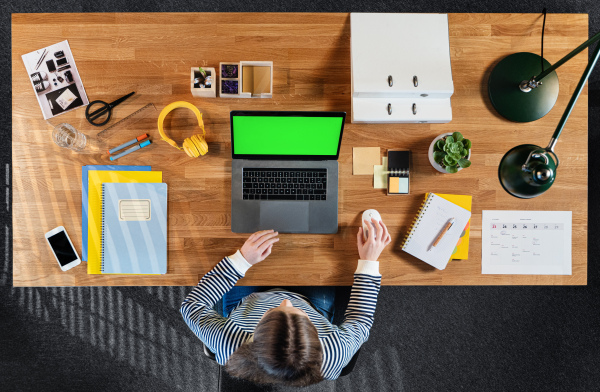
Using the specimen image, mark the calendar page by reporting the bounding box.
[482,211,572,275]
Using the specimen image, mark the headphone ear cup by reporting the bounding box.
[182,134,208,158]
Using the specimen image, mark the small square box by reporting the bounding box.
[190,67,216,98]
[219,61,273,98]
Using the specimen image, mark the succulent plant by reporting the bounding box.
[433,132,472,173]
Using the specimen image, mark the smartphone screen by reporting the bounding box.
[47,231,78,266]
[46,59,56,72]
[56,58,68,66]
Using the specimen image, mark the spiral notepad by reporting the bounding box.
[401,193,471,270]
[387,150,410,194]
[101,182,168,274]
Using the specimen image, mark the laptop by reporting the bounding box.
[230,110,346,234]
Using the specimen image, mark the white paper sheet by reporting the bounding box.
[482,211,572,275]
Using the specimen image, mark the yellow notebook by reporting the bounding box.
[87,171,163,274]
[401,193,471,270]
[436,193,472,260]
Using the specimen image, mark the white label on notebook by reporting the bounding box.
[119,199,151,221]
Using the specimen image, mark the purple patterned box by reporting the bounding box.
[222,80,238,94]
[221,64,238,79]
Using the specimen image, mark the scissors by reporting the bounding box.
[85,91,135,127]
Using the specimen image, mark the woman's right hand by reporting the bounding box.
[357,218,391,261]
[240,230,280,265]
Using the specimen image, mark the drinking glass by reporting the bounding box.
[52,123,86,152]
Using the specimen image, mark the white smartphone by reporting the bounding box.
[45,226,81,271]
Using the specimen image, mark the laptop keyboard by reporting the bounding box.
[243,168,328,201]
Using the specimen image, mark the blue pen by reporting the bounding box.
[108,133,148,155]
[110,140,152,161]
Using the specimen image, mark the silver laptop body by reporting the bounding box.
[230,110,346,234]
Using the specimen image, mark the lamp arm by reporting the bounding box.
[536,30,600,83]
[546,40,600,152]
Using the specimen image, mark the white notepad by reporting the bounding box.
[402,193,471,270]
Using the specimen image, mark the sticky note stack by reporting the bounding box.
[387,150,410,195]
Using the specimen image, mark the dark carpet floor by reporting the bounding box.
[2,1,600,391]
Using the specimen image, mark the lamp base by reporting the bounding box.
[488,53,559,122]
[498,144,557,199]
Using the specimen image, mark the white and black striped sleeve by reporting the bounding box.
[180,251,252,358]
[340,259,381,343]
[321,259,381,379]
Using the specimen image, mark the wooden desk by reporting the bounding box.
[12,13,588,286]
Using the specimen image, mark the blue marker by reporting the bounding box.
[109,140,152,161]
[108,133,148,155]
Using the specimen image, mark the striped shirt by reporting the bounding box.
[180,250,382,380]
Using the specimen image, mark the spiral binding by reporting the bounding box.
[388,168,409,176]
[100,184,106,273]
[401,193,434,249]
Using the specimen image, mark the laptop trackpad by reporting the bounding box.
[260,202,309,232]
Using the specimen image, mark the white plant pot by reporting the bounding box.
[428,133,471,173]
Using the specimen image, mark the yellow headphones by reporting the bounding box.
[157,101,208,158]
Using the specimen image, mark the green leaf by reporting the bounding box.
[463,139,472,149]
[434,140,444,152]
[433,151,445,164]
[444,155,457,166]
[450,143,461,154]
[461,148,469,157]
[458,158,472,168]
[452,132,463,142]
[445,165,459,173]
[446,135,454,144]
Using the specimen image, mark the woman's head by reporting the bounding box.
[225,300,324,386]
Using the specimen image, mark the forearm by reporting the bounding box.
[340,259,382,342]
[180,251,252,346]
[181,251,252,310]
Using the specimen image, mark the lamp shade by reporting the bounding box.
[488,53,559,122]
[498,144,557,199]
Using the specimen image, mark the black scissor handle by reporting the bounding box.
[86,100,112,127]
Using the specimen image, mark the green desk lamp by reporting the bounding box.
[489,9,600,123]
[497,36,600,198]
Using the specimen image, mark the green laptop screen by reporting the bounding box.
[232,115,343,156]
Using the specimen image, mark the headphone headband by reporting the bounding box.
[158,101,208,157]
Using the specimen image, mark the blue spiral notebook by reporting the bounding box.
[81,165,150,261]
[101,182,167,274]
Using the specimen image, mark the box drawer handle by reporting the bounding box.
[413,75,418,87]
[388,103,392,115]
[388,75,393,87]
[412,103,417,115]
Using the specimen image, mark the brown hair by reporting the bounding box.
[225,310,324,386]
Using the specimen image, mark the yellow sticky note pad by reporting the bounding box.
[373,157,387,188]
[353,147,380,175]
[388,177,399,193]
